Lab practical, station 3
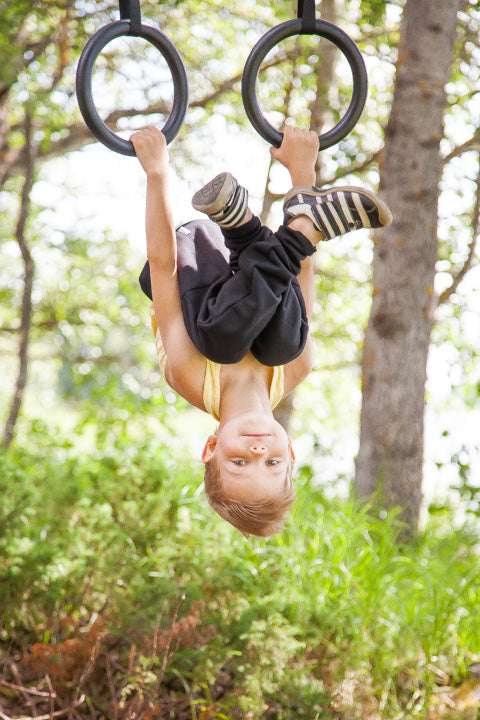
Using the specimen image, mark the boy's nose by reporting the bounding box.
[250,443,267,455]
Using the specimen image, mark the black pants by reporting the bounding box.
[139,216,316,365]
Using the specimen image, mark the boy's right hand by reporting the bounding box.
[270,125,318,186]
[130,127,170,177]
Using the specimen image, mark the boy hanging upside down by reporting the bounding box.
[130,125,392,538]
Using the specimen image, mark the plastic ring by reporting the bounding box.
[76,21,188,155]
[241,19,367,149]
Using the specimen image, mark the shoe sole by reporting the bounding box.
[284,184,393,227]
[192,172,236,214]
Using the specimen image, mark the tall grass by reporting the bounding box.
[1,430,479,719]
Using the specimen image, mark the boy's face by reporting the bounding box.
[201,412,295,502]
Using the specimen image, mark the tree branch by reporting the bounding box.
[437,155,480,306]
[0,145,24,188]
[442,129,480,164]
[189,71,244,109]
[323,149,383,185]
[260,154,276,225]
[1,47,302,188]
[2,113,36,451]
[189,49,295,111]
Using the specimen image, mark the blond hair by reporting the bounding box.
[203,456,295,538]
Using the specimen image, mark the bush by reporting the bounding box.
[1,432,480,719]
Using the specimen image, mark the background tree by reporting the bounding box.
[354,0,477,529]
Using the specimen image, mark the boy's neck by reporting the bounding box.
[218,364,273,427]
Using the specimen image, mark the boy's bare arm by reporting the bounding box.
[130,127,176,271]
[271,127,318,391]
[130,128,197,361]
[283,254,314,394]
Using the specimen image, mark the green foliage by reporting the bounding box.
[2,3,480,712]
[0,214,185,434]
[1,430,480,718]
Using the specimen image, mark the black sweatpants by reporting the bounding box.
[139,216,316,366]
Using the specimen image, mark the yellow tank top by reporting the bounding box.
[150,306,284,421]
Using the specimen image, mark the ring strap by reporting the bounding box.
[119,0,142,34]
[298,0,316,33]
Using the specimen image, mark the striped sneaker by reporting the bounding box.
[283,185,392,239]
[192,172,249,228]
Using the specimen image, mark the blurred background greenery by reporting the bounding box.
[1,0,480,717]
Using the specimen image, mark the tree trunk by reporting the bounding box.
[354,0,462,528]
[3,114,35,450]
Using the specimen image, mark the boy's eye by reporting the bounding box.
[231,459,281,466]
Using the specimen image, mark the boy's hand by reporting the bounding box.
[130,127,169,177]
[270,125,318,186]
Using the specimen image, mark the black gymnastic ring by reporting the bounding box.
[241,19,367,149]
[76,21,188,155]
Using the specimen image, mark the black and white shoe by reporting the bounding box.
[283,185,392,239]
[192,172,249,228]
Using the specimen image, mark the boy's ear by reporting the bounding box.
[201,435,218,463]
[288,438,296,461]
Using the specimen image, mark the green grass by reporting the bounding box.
[1,430,479,719]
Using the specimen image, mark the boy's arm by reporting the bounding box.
[284,335,313,394]
[271,126,317,390]
[130,128,198,363]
